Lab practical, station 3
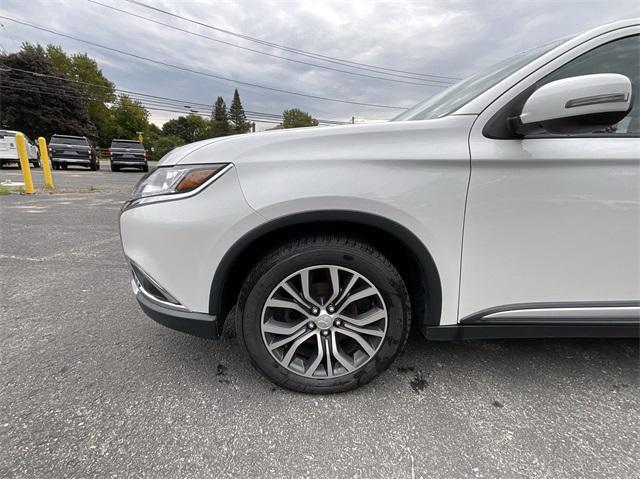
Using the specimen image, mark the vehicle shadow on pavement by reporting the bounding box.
[148,312,639,396]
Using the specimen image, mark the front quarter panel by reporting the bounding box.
[234,116,474,326]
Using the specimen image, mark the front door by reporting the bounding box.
[460,33,640,322]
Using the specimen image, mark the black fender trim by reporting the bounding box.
[209,210,442,327]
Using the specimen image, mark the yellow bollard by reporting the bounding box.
[15,132,35,194]
[37,137,54,190]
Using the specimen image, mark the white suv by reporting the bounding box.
[0,130,40,168]
[120,19,639,393]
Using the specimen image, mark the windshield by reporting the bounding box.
[51,136,88,146]
[111,140,143,149]
[392,38,567,121]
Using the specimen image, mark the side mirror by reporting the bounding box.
[513,73,632,135]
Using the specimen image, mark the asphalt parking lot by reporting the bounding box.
[1,164,638,478]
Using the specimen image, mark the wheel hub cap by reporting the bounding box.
[315,314,333,330]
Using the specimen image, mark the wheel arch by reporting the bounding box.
[210,210,442,335]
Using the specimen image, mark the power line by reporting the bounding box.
[0,15,408,110]
[0,67,351,124]
[0,75,350,125]
[124,0,461,82]
[85,0,453,88]
[0,82,303,124]
[0,82,287,124]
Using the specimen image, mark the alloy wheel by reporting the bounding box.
[260,265,388,379]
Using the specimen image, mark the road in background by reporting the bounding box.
[0,161,149,193]
[0,167,638,478]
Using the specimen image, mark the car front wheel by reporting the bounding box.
[236,236,411,393]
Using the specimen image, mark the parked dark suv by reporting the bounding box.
[109,139,148,172]
[49,134,99,170]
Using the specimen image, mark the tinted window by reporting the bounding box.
[538,35,639,135]
[111,140,144,149]
[51,136,88,146]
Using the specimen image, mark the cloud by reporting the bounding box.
[1,0,638,128]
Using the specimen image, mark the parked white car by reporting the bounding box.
[0,130,40,168]
[120,19,639,393]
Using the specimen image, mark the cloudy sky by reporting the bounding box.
[1,0,638,129]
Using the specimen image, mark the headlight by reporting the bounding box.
[124,163,232,210]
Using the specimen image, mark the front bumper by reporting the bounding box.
[133,279,219,338]
[120,165,264,322]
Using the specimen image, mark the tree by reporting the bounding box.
[282,108,319,128]
[65,51,116,147]
[0,48,96,139]
[229,88,250,133]
[140,123,163,160]
[153,135,185,160]
[212,96,228,123]
[19,43,116,146]
[207,119,233,138]
[147,123,163,137]
[162,114,212,143]
[108,95,149,140]
[42,44,115,104]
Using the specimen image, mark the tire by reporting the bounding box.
[236,235,411,394]
[61,164,68,170]
[111,164,119,172]
[31,161,40,168]
[89,161,97,171]
[97,161,101,171]
[142,164,149,173]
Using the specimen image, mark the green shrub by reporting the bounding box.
[152,135,186,161]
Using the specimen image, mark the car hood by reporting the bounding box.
[158,117,475,167]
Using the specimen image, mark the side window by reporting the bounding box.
[538,35,640,136]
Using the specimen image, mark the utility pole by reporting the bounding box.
[351,116,355,124]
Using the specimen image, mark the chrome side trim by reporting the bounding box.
[485,306,640,321]
[461,301,640,324]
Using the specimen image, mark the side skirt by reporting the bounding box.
[425,322,640,341]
